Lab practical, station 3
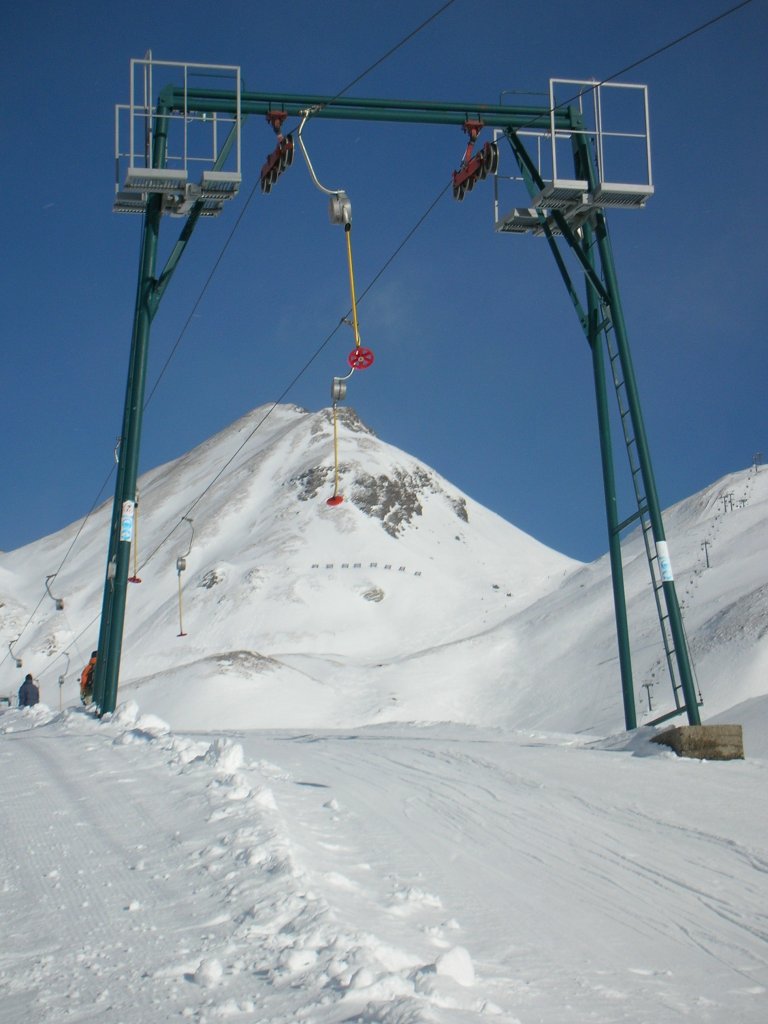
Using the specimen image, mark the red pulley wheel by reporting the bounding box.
[348,347,374,369]
[326,495,344,507]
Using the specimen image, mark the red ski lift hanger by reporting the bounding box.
[259,110,294,193]
[451,119,499,201]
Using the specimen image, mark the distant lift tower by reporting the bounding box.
[95,57,700,731]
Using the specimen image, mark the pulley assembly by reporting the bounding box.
[451,119,499,201]
[259,111,294,193]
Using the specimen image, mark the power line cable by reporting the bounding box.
[590,0,755,88]
[318,0,458,106]
[143,192,257,411]
[516,0,757,136]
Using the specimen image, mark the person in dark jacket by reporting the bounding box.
[18,674,40,707]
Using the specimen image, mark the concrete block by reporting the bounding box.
[651,724,744,761]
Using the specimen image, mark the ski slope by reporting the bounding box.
[2,704,767,1023]
[2,406,767,1022]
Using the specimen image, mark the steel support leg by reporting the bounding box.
[591,211,700,726]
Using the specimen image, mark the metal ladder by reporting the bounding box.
[601,305,686,713]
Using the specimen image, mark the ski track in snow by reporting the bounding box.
[251,730,768,1022]
[4,705,766,1024]
[1,707,506,1023]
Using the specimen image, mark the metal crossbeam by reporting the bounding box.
[167,87,568,131]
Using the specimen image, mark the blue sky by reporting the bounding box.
[3,0,766,562]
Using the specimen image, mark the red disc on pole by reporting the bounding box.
[326,495,344,507]
[348,347,374,369]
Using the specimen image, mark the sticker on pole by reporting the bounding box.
[656,541,674,582]
[120,500,135,543]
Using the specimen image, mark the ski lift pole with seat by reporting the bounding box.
[8,638,22,669]
[327,367,354,506]
[296,110,375,369]
[295,111,375,506]
[128,490,142,583]
[58,652,70,711]
[175,517,194,637]
[45,574,65,610]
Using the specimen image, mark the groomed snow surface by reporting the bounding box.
[2,705,767,1024]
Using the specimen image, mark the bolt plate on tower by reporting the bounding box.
[200,170,241,200]
[591,182,654,208]
[124,167,189,194]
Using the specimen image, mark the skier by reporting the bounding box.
[18,674,40,707]
[80,651,97,706]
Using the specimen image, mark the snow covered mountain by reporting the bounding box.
[1,403,766,741]
[3,404,767,1024]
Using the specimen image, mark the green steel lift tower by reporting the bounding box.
[93,57,701,732]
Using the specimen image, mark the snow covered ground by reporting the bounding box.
[2,405,767,1022]
[2,704,767,1024]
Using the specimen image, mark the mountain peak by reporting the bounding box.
[292,408,468,538]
